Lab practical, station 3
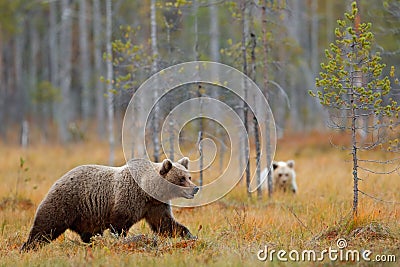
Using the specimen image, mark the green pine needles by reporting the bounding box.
[309,2,400,217]
[310,2,398,118]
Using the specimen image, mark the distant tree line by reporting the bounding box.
[0,0,398,146]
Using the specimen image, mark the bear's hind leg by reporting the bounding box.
[21,193,76,251]
[79,229,105,243]
[21,221,69,251]
[79,232,93,243]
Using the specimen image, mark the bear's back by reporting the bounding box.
[44,165,120,222]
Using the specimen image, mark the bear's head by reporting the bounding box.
[272,160,297,193]
[157,157,199,199]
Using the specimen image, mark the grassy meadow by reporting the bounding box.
[0,132,399,266]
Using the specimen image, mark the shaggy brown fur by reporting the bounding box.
[21,157,198,251]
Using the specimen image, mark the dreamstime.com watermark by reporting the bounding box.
[257,238,397,263]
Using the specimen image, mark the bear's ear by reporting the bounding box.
[177,157,189,169]
[160,159,173,176]
[287,160,295,169]
[272,161,279,170]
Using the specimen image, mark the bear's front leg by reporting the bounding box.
[145,203,195,239]
[291,179,298,194]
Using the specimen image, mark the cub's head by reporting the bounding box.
[158,157,199,199]
[272,160,297,193]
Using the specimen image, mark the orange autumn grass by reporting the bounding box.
[0,131,399,266]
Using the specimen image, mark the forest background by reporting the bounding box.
[0,0,398,148]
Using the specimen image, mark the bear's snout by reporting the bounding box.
[193,186,199,194]
[182,184,199,199]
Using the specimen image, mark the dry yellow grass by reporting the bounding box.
[0,132,399,266]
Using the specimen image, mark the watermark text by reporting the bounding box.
[257,238,396,263]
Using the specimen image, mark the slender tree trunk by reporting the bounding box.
[106,0,115,164]
[198,86,204,187]
[79,0,91,124]
[15,27,24,117]
[29,18,39,143]
[262,0,273,198]
[241,0,251,199]
[168,119,174,161]
[248,6,256,81]
[150,0,160,162]
[351,96,359,218]
[253,107,261,199]
[49,1,58,86]
[276,32,287,131]
[0,28,5,140]
[198,129,203,186]
[29,21,39,118]
[311,0,318,75]
[58,0,73,143]
[248,8,262,199]
[49,0,59,133]
[1,35,12,141]
[193,0,199,61]
[350,60,359,217]
[351,0,362,218]
[15,23,26,146]
[93,0,105,138]
[287,0,303,131]
[163,11,174,160]
[193,0,203,185]
[20,120,29,148]
[209,0,220,62]
[6,43,14,110]
[208,0,224,172]
[353,0,367,143]
[40,21,51,142]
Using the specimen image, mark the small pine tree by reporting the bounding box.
[309,2,400,218]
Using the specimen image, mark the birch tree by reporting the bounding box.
[208,0,226,173]
[0,26,4,139]
[49,1,58,88]
[193,0,204,186]
[106,0,115,164]
[310,0,319,75]
[58,0,73,143]
[49,0,59,138]
[209,0,220,62]
[246,3,262,199]
[261,0,273,198]
[150,0,160,162]
[29,15,40,138]
[241,0,251,198]
[79,0,91,123]
[16,19,26,146]
[93,0,105,138]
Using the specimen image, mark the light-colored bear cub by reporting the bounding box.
[261,160,298,194]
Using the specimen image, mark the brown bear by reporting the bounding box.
[21,157,198,251]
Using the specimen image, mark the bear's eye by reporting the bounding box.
[278,173,283,177]
[285,174,289,177]
[188,176,192,181]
